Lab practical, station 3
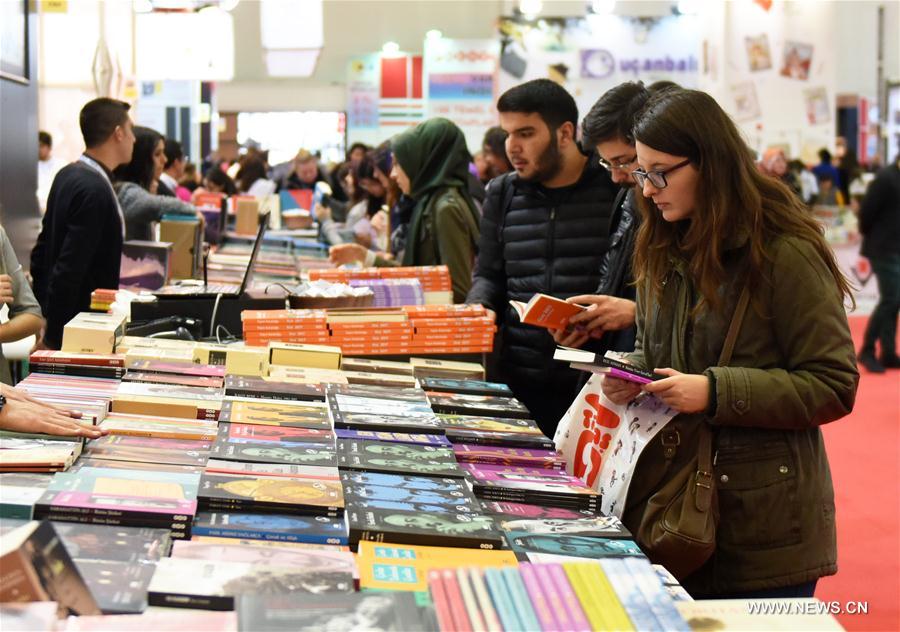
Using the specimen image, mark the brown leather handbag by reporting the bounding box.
[635,285,751,580]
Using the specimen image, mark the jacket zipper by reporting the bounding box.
[547,207,556,292]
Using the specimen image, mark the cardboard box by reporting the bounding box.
[235,198,260,236]
[193,343,268,377]
[159,219,202,280]
[268,342,342,370]
[61,312,127,354]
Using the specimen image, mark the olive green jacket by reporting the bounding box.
[622,234,858,595]
[376,187,480,303]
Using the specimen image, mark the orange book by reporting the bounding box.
[509,294,586,330]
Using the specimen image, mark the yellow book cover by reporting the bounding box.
[268,342,342,370]
[565,562,635,631]
[358,541,517,593]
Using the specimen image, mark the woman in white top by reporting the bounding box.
[236,156,276,197]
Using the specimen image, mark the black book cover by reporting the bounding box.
[444,429,554,450]
[55,523,172,561]
[493,515,631,539]
[30,364,126,380]
[236,591,429,632]
[74,558,156,614]
[347,506,502,550]
[218,399,331,430]
[209,441,337,468]
[437,414,543,434]
[336,440,463,479]
[420,377,513,397]
[427,393,531,420]
[225,376,325,402]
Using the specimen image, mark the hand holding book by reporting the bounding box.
[641,368,710,413]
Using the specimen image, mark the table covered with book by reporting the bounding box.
[0,306,846,632]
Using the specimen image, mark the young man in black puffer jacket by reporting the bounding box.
[467,80,619,435]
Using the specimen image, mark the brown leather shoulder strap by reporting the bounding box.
[718,285,751,367]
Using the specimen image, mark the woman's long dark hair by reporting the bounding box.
[205,167,237,195]
[631,89,854,312]
[113,126,163,190]
[235,156,268,193]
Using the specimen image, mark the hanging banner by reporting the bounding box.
[347,54,380,138]
[424,38,500,153]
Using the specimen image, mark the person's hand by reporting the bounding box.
[550,326,589,349]
[1,384,83,419]
[149,180,159,194]
[641,368,710,413]
[601,375,642,405]
[370,210,389,236]
[565,295,636,339]
[329,243,367,266]
[483,308,496,323]
[315,203,331,222]
[0,274,14,304]
[0,398,104,438]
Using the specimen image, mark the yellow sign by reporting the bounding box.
[41,0,68,13]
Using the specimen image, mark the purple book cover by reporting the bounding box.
[462,463,577,482]
[547,563,592,632]
[335,429,451,446]
[480,502,597,520]
[47,490,197,517]
[518,563,559,631]
[532,563,574,631]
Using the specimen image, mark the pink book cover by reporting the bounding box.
[453,445,561,460]
[47,490,196,517]
[481,502,597,520]
[532,563,574,631]
[463,464,594,489]
[518,563,560,631]
[546,563,592,632]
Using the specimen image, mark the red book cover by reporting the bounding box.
[441,568,473,632]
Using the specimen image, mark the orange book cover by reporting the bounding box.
[509,294,586,330]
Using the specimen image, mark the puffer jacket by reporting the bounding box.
[467,158,619,427]
[622,232,859,595]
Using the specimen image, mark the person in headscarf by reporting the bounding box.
[330,118,481,303]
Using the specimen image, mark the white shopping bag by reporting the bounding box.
[555,375,676,518]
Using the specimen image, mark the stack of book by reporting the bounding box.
[32,465,200,539]
[326,384,444,434]
[347,278,425,307]
[241,304,495,355]
[110,382,223,421]
[0,473,52,517]
[309,265,451,303]
[452,444,565,470]
[463,464,601,513]
[98,413,219,441]
[80,434,211,468]
[0,436,83,473]
[427,560,689,632]
[427,392,532,420]
[218,397,331,430]
[29,351,126,380]
[89,289,117,312]
[16,373,118,424]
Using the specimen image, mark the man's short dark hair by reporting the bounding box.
[348,142,369,158]
[497,79,578,132]
[482,126,508,156]
[39,131,52,148]
[164,138,184,169]
[818,148,832,163]
[79,98,130,148]
[581,82,652,148]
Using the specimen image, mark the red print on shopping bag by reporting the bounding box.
[573,393,620,487]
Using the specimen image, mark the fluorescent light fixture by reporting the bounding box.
[382,41,401,55]
[264,49,321,77]
[675,0,700,14]
[590,0,616,14]
[519,0,542,19]
[426,29,443,41]
[261,0,323,50]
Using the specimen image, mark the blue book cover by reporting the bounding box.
[500,567,542,632]
[624,557,690,632]
[192,511,348,545]
[599,558,659,631]
[484,567,524,632]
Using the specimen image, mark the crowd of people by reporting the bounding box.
[5,77,900,600]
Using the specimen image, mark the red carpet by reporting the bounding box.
[816,315,900,632]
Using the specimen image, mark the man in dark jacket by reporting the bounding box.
[857,154,900,372]
[467,80,618,435]
[31,98,135,349]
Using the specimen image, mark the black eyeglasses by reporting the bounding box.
[598,155,637,172]
[632,159,692,189]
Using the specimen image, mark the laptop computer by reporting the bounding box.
[154,212,269,299]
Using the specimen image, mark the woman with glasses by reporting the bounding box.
[602,89,858,599]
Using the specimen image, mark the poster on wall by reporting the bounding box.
[424,39,499,153]
[780,41,813,80]
[378,55,424,132]
[346,55,380,133]
[804,86,830,125]
[730,81,761,121]
[497,15,700,120]
[744,34,772,72]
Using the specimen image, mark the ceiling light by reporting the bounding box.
[426,29,443,41]
[382,41,401,55]
[519,0,542,20]
[590,0,616,14]
[675,0,700,14]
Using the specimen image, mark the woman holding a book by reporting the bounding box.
[601,89,857,598]
[329,118,481,303]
